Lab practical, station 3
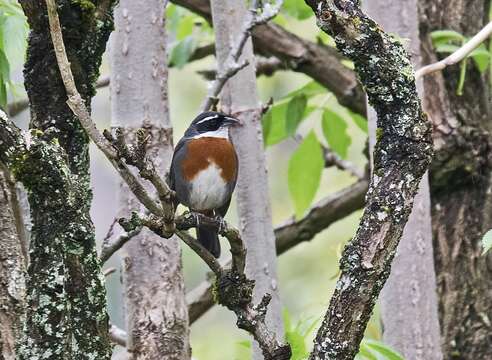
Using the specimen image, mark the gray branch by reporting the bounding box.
[200,0,283,111]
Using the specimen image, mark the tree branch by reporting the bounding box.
[118,209,290,359]
[45,0,169,219]
[198,56,287,80]
[172,0,366,115]
[99,226,142,263]
[109,324,127,347]
[416,21,492,79]
[303,1,433,358]
[188,179,368,323]
[200,0,283,111]
[323,146,366,180]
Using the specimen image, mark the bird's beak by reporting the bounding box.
[224,117,240,127]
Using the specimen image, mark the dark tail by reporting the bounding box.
[197,226,221,258]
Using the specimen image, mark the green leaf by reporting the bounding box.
[283,0,313,20]
[286,330,309,360]
[470,44,491,73]
[364,339,404,360]
[2,11,28,67]
[176,15,195,40]
[322,109,352,159]
[285,81,326,99]
[482,229,492,255]
[430,30,465,46]
[288,132,324,218]
[285,94,308,135]
[169,36,196,68]
[350,112,368,133]
[0,49,10,109]
[434,43,461,54]
[357,343,378,360]
[262,102,289,146]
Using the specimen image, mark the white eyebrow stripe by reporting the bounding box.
[196,115,220,124]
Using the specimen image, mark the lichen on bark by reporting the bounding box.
[304,1,433,359]
[4,1,119,358]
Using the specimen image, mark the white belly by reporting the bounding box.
[188,162,228,211]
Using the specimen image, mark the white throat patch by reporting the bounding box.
[194,126,229,139]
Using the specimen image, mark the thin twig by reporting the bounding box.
[200,1,283,111]
[416,21,492,79]
[102,267,117,276]
[109,324,127,347]
[45,0,165,217]
[100,226,143,263]
[323,146,365,180]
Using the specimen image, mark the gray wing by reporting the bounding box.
[170,138,191,207]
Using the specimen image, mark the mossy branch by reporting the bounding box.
[304,1,433,359]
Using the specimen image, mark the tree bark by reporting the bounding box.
[419,0,492,358]
[15,1,115,358]
[0,165,26,360]
[305,1,433,358]
[209,1,284,357]
[111,1,190,358]
[364,2,442,359]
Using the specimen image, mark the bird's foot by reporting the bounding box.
[214,215,227,233]
[188,211,201,227]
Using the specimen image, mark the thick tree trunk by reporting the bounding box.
[16,2,115,358]
[419,1,492,358]
[210,1,284,357]
[364,2,442,359]
[111,1,190,358]
[0,165,26,360]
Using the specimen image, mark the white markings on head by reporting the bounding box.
[194,126,229,139]
[196,115,220,125]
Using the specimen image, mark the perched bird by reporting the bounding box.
[170,111,239,258]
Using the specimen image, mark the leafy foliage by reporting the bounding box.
[356,339,404,360]
[282,309,402,360]
[262,78,368,217]
[262,81,325,146]
[282,0,313,20]
[288,131,324,218]
[322,109,352,159]
[431,24,492,95]
[283,309,319,360]
[167,4,213,68]
[0,0,28,109]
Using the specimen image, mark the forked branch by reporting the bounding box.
[200,0,283,111]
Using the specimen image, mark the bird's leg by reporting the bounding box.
[213,213,227,233]
[191,211,201,228]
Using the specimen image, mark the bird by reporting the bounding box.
[169,111,239,258]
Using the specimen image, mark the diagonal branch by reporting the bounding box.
[188,179,368,323]
[45,0,168,218]
[118,209,291,359]
[304,1,433,359]
[416,21,492,79]
[200,0,283,111]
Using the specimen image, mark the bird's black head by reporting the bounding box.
[185,111,239,138]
